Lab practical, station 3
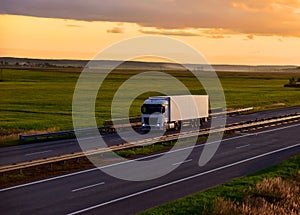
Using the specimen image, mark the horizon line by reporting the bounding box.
[0,56,299,67]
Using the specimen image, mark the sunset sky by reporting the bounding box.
[1,0,300,65]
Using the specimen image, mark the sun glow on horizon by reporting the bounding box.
[1,14,300,66]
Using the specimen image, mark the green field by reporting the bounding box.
[1,67,300,143]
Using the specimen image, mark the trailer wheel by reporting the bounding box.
[200,118,203,126]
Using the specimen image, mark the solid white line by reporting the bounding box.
[72,182,105,192]
[25,150,53,156]
[1,122,300,192]
[236,144,250,149]
[172,159,192,166]
[67,142,300,215]
[236,133,250,137]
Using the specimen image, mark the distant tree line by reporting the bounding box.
[0,60,58,68]
[0,61,8,65]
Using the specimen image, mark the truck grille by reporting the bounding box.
[144,117,158,125]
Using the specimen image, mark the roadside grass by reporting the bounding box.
[116,142,175,158]
[138,154,300,215]
[212,175,300,214]
[1,68,300,145]
[0,158,95,188]
[116,134,209,158]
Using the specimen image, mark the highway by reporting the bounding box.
[1,120,300,214]
[0,106,299,166]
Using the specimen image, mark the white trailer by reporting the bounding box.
[141,95,209,131]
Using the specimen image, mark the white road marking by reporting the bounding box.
[25,150,53,156]
[172,159,192,166]
[67,142,300,215]
[1,122,300,192]
[72,182,105,192]
[236,144,250,149]
[236,133,249,137]
[77,137,98,141]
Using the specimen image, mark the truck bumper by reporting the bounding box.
[142,125,163,131]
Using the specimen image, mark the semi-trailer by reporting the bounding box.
[141,95,209,131]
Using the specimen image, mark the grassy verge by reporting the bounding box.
[0,158,95,188]
[139,154,300,215]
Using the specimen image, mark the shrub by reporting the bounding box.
[212,172,300,215]
[289,77,296,85]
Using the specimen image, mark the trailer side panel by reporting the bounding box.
[170,95,208,121]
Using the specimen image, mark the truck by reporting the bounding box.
[141,95,209,131]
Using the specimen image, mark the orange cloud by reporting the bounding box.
[65,24,83,28]
[247,34,255,40]
[1,0,300,37]
[230,0,300,36]
[107,27,124,34]
[207,35,226,39]
[232,0,300,12]
[139,28,200,36]
[139,28,233,38]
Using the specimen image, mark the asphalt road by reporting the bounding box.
[1,121,300,215]
[0,105,300,166]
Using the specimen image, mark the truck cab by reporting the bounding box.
[141,97,169,130]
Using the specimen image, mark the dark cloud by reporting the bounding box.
[1,0,300,37]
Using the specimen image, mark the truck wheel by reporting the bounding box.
[163,123,167,132]
[175,122,181,131]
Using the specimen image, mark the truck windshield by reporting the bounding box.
[141,104,165,114]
